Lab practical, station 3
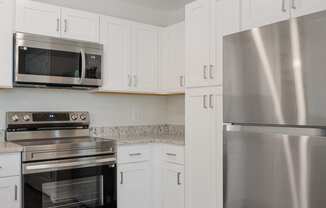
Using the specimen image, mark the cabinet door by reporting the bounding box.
[185,87,221,208]
[185,0,211,87]
[160,22,185,92]
[241,0,290,30]
[132,24,159,91]
[16,0,61,37]
[61,8,100,42]
[162,163,184,208]
[118,162,151,208]
[0,0,14,88]
[291,0,326,17]
[100,16,131,91]
[0,176,21,208]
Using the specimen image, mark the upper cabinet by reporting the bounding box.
[16,0,100,42]
[100,18,161,93]
[61,8,100,42]
[186,0,219,88]
[16,0,61,37]
[132,24,160,91]
[241,0,326,30]
[241,0,290,30]
[100,16,131,91]
[160,22,185,93]
[291,0,326,17]
[0,0,14,88]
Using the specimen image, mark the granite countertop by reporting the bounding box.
[0,142,23,153]
[108,136,185,146]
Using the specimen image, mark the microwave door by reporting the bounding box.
[15,46,83,86]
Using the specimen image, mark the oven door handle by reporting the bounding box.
[80,48,86,82]
[24,157,116,174]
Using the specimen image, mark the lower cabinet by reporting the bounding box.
[162,163,184,208]
[117,162,152,208]
[117,144,185,208]
[0,176,21,208]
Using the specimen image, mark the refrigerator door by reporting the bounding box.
[224,124,326,208]
[224,10,326,126]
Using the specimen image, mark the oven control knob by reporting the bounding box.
[11,115,19,122]
[23,115,31,121]
[71,114,78,120]
[80,114,87,120]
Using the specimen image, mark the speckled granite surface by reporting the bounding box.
[91,125,185,145]
[0,142,23,153]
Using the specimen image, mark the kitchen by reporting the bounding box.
[1,0,326,208]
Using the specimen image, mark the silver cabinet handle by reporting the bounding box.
[179,76,184,87]
[133,75,138,87]
[177,172,182,185]
[166,153,177,157]
[203,95,208,109]
[56,18,60,32]
[209,65,214,79]
[64,19,68,32]
[14,185,18,201]
[128,75,132,87]
[282,0,287,12]
[129,153,142,157]
[209,94,214,109]
[120,172,124,184]
[203,65,208,79]
[292,0,296,9]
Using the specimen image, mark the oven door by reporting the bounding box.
[23,156,116,208]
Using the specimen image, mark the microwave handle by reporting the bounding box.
[81,49,86,80]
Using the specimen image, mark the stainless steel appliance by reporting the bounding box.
[14,33,103,88]
[6,112,116,208]
[223,10,326,208]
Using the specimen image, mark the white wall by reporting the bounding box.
[33,0,185,26]
[166,95,185,125]
[0,88,169,129]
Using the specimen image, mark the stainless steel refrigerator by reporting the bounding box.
[223,10,326,208]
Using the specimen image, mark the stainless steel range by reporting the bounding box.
[6,111,117,208]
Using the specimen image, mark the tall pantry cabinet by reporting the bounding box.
[185,0,240,208]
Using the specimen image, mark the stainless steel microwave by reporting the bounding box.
[14,32,103,88]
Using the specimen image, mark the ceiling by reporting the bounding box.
[119,0,194,11]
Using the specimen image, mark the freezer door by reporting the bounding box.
[224,125,326,208]
[224,10,326,126]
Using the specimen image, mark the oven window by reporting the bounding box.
[23,165,116,208]
[18,47,82,78]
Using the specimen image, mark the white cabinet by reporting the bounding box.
[185,87,222,208]
[186,0,219,88]
[100,16,131,91]
[241,0,290,30]
[132,24,160,91]
[0,0,14,88]
[0,153,22,208]
[160,22,185,93]
[241,0,326,30]
[0,176,21,208]
[117,162,152,208]
[16,0,61,37]
[16,0,100,42]
[291,0,326,17]
[61,8,100,42]
[162,163,184,208]
[100,18,161,93]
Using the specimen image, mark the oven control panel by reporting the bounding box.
[6,111,90,125]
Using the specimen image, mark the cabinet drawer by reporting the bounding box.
[162,144,184,165]
[118,144,151,164]
[0,153,20,178]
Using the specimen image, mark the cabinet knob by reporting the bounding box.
[203,65,208,79]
